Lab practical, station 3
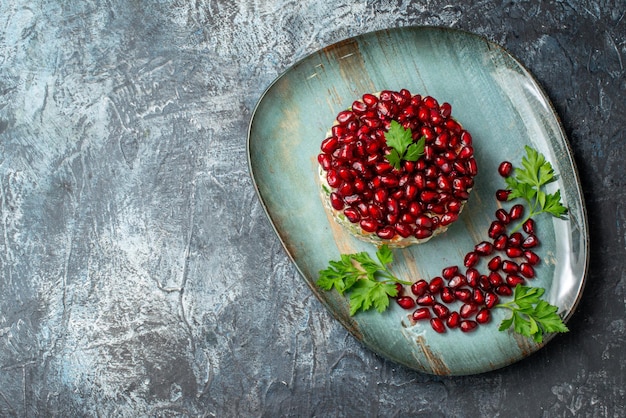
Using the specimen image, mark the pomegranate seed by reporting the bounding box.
[448,275,467,289]
[502,260,519,274]
[475,241,494,256]
[433,303,450,319]
[321,136,339,154]
[343,207,360,223]
[460,130,472,145]
[496,189,511,201]
[464,251,479,267]
[488,221,507,238]
[440,212,458,226]
[412,307,431,321]
[472,288,485,304]
[523,218,535,234]
[509,204,525,220]
[460,303,478,318]
[493,234,508,251]
[376,226,396,239]
[416,294,435,306]
[430,318,446,333]
[442,266,459,280]
[476,309,491,324]
[478,275,491,291]
[330,192,344,210]
[522,235,540,249]
[441,287,456,303]
[495,208,511,224]
[519,263,535,278]
[524,250,541,265]
[362,93,378,107]
[460,320,478,332]
[411,280,428,296]
[508,232,524,247]
[488,271,503,287]
[498,161,513,177]
[485,292,499,308]
[495,285,513,296]
[466,268,480,287]
[506,274,525,286]
[360,219,378,233]
[429,277,445,293]
[488,256,502,271]
[454,289,472,302]
[396,296,416,309]
[440,102,452,117]
[414,228,433,239]
[506,247,524,258]
[326,169,341,188]
[446,311,461,328]
[415,215,434,230]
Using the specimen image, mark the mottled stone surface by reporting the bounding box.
[0,0,624,416]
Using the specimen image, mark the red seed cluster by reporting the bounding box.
[394,162,542,334]
[318,89,477,243]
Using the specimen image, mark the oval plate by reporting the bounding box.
[247,27,588,375]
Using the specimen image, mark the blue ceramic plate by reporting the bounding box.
[247,27,588,375]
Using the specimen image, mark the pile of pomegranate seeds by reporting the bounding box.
[395,160,542,333]
[318,89,477,244]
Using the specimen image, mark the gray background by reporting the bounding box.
[0,1,624,416]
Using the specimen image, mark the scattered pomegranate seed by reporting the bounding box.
[485,292,499,308]
[523,218,535,234]
[498,161,513,177]
[488,256,502,271]
[476,309,491,324]
[495,285,513,296]
[416,294,435,306]
[509,204,525,220]
[524,250,541,265]
[460,320,478,332]
[396,296,416,310]
[429,277,445,293]
[460,303,479,318]
[441,287,456,303]
[411,279,428,296]
[495,208,511,224]
[454,288,472,302]
[496,189,511,201]
[522,235,540,249]
[430,318,446,333]
[475,241,494,256]
[464,251,479,267]
[506,247,524,258]
[412,307,431,321]
[433,303,451,319]
[446,312,461,328]
[502,260,519,274]
[442,266,459,280]
[519,263,535,279]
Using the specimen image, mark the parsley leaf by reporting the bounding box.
[496,285,569,343]
[505,145,568,231]
[317,245,411,316]
[384,120,425,169]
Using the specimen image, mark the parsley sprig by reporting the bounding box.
[385,120,425,169]
[496,285,569,343]
[317,245,411,316]
[505,146,568,231]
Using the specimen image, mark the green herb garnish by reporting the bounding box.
[317,245,411,315]
[505,145,568,230]
[384,120,425,169]
[496,285,569,343]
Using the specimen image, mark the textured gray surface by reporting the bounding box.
[0,1,624,417]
